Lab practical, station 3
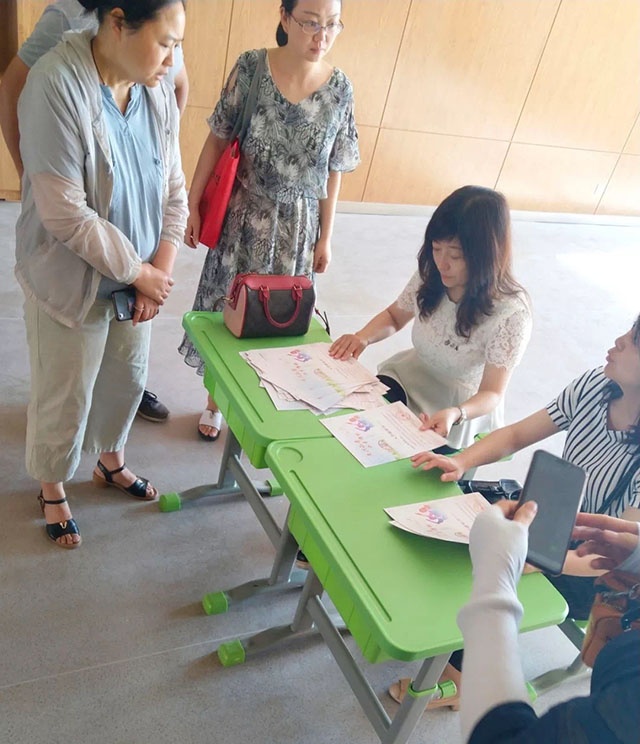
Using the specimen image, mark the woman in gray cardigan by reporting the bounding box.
[15,0,187,548]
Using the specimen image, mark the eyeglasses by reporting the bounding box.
[290,16,344,37]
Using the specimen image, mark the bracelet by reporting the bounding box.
[454,405,467,425]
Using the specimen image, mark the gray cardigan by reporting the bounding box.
[15,30,187,328]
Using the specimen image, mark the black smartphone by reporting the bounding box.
[518,450,586,575]
[111,287,137,322]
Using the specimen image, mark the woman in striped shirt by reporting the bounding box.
[388,313,640,706]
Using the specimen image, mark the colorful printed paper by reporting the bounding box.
[384,492,490,543]
[319,401,448,467]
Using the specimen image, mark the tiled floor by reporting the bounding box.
[1,198,638,744]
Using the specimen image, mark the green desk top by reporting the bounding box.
[266,438,569,664]
[182,312,335,467]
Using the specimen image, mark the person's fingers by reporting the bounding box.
[574,512,638,533]
[512,500,538,527]
[494,499,519,518]
[587,556,617,571]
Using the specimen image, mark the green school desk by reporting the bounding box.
[162,312,337,613]
[212,437,568,744]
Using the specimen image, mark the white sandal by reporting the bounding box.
[198,409,223,441]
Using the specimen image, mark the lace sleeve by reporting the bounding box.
[485,299,532,369]
[396,271,421,313]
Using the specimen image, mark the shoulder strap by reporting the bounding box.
[597,456,640,515]
[231,49,265,145]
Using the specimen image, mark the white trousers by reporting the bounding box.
[24,297,151,482]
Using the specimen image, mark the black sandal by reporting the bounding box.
[37,492,82,549]
[92,460,158,501]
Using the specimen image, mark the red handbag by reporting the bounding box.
[198,140,240,249]
[223,273,316,338]
[198,51,265,249]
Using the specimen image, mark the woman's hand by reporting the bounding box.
[313,237,331,273]
[418,408,459,438]
[133,264,174,305]
[184,206,201,249]
[572,513,640,571]
[410,451,465,481]
[132,293,159,326]
[329,333,368,360]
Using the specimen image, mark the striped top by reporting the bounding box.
[546,368,640,516]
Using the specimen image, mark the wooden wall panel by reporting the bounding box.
[339,124,377,202]
[182,0,232,109]
[364,129,508,206]
[496,144,617,213]
[326,0,409,127]
[515,0,640,151]
[0,1,18,72]
[624,116,640,155]
[0,136,21,200]
[225,0,280,76]
[16,0,49,44]
[596,155,640,216]
[382,0,560,140]
[2,0,640,216]
[178,106,212,185]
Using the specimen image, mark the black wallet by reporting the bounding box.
[111,287,137,321]
[457,478,522,503]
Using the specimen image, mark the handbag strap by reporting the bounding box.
[597,455,640,515]
[230,49,266,146]
[259,284,303,329]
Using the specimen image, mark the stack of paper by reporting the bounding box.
[320,401,448,467]
[384,492,490,543]
[241,342,389,413]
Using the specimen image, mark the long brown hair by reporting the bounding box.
[417,185,524,338]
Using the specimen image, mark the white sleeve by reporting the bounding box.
[457,507,532,742]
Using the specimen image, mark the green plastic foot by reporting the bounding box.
[202,591,229,615]
[438,679,457,699]
[526,681,538,703]
[266,478,283,497]
[218,639,246,667]
[158,492,182,512]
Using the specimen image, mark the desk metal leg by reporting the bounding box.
[217,565,449,744]
[305,586,449,744]
[158,430,281,513]
[216,569,346,667]
[202,510,307,615]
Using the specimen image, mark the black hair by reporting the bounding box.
[78,0,184,30]
[416,185,523,339]
[603,313,640,451]
[277,0,298,46]
[276,0,342,46]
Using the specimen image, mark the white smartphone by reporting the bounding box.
[518,450,586,575]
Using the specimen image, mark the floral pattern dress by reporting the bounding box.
[179,48,360,374]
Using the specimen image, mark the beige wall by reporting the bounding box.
[1,0,639,215]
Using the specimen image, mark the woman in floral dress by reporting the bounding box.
[180,0,359,440]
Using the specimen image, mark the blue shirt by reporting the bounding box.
[98,84,163,298]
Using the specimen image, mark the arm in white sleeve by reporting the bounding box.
[457,507,532,743]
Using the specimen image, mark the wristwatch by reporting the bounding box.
[454,405,468,425]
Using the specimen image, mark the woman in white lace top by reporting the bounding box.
[330,185,532,450]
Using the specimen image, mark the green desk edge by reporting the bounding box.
[266,438,569,664]
[182,311,335,468]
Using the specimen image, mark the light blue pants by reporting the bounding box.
[24,297,151,483]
